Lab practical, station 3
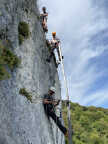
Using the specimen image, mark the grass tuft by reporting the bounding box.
[0,40,20,80]
[18,21,30,45]
[19,88,32,102]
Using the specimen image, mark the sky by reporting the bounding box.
[38,0,108,108]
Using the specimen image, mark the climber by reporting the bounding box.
[43,86,68,137]
[40,6,48,33]
[46,32,63,64]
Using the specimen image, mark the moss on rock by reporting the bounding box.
[0,40,21,80]
[2,47,20,70]
[0,66,10,80]
[18,21,30,45]
[19,34,25,45]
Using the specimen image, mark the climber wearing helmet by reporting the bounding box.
[40,6,48,33]
[43,86,68,137]
[46,32,63,65]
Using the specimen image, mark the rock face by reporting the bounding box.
[0,0,65,144]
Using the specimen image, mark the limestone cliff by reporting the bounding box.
[0,0,65,144]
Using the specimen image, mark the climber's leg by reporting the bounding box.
[46,52,54,62]
[46,47,56,62]
[48,111,67,135]
[42,21,48,33]
[57,47,61,62]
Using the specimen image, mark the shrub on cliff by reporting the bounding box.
[0,40,20,80]
[18,21,30,45]
[19,88,32,102]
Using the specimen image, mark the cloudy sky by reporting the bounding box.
[38,0,108,108]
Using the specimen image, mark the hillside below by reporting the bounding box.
[62,102,108,144]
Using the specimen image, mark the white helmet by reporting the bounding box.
[50,86,56,93]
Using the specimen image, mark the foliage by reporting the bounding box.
[62,102,108,144]
[0,40,20,80]
[19,88,32,102]
[2,47,20,70]
[18,21,30,45]
[19,34,25,45]
[0,66,10,80]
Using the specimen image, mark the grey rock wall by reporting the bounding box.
[0,0,65,144]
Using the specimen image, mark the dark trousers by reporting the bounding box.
[48,47,61,61]
[46,110,67,135]
[48,47,56,60]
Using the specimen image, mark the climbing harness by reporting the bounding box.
[58,43,73,144]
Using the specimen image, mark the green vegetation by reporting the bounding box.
[0,40,20,80]
[18,21,30,45]
[62,102,108,144]
[19,88,32,102]
[0,66,10,80]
